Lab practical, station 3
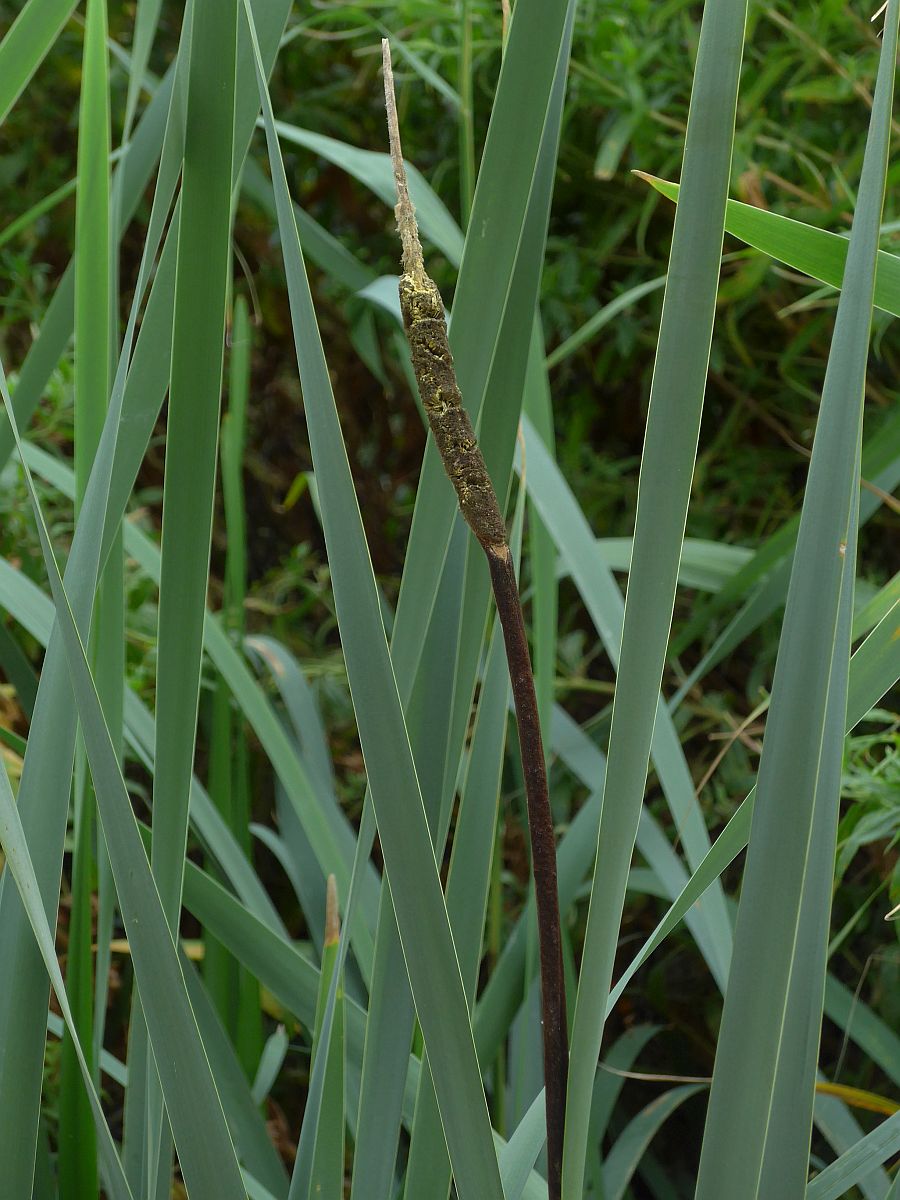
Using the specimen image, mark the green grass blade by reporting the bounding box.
[0,621,38,716]
[822,974,900,1092]
[0,67,185,1166]
[562,0,749,1190]
[305,882,346,1200]
[518,418,732,981]
[18,440,360,949]
[147,3,236,1185]
[404,522,517,1200]
[246,7,505,1196]
[457,0,475,221]
[497,1091,547,1200]
[847,595,900,721]
[586,1026,661,1194]
[0,721,27,756]
[347,882,412,1198]
[1,374,249,1200]
[252,1026,289,1107]
[60,0,113,1191]
[120,694,284,933]
[0,0,77,123]
[122,0,163,140]
[694,12,898,1190]
[33,1118,57,1200]
[246,637,339,805]
[182,957,289,1198]
[247,634,381,955]
[545,276,666,369]
[0,165,166,1200]
[608,587,900,1018]
[813,1093,892,1200]
[205,672,241,1023]
[0,0,294,477]
[588,536,751,592]
[204,292,260,1069]
[668,410,900,707]
[2,71,206,1181]
[852,569,899,640]
[201,626,364,948]
[0,763,133,1200]
[806,1110,900,1200]
[0,63,177,469]
[73,0,111,516]
[277,790,378,1198]
[163,841,324,1029]
[603,1086,705,1200]
[757,453,860,1197]
[642,173,900,318]
[0,175,78,252]
[523,320,558,756]
[152,0,236,930]
[349,524,470,1200]
[222,294,250,635]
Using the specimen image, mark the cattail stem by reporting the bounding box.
[382,39,568,1198]
[485,542,568,1195]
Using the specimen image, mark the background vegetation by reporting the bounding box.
[0,0,897,1197]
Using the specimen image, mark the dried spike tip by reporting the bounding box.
[324,874,340,947]
[381,39,425,282]
[381,40,508,553]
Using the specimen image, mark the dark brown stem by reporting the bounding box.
[486,542,568,1198]
[381,39,568,1198]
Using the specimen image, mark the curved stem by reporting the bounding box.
[486,542,567,1197]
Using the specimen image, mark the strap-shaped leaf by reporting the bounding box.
[244,6,505,1198]
[562,1,750,1189]
[695,11,899,1191]
[0,370,249,1199]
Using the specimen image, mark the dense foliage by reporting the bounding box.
[0,1,897,1198]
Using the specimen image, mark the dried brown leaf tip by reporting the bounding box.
[325,873,340,947]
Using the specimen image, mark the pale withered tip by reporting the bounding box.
[325,873,340,946]
[381,38,425,282]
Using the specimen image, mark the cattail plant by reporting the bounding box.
[383,39,568,1197]
[0,1,897,1199]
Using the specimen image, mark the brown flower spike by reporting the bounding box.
[383,40,568,1200]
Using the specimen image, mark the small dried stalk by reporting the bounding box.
[382,40,568,1198]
